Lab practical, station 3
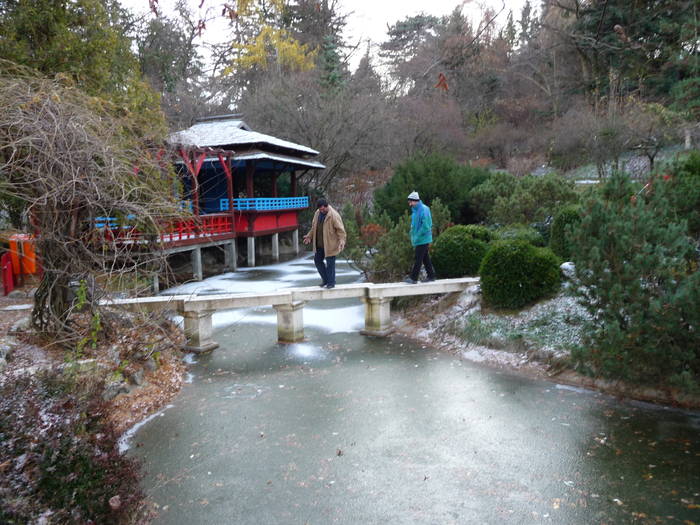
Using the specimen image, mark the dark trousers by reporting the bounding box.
[410,243,436,281]
[314,248,336,286]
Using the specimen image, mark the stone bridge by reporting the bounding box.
[108,278,479,352]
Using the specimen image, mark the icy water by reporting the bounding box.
[129,255,700,524]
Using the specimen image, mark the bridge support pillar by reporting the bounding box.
[224,240,237,271]
[192,247,203,281]
[271,233,280,262]
[274,301,306,343]
[292,229,300,255]
[247,237,255,267]
[182,310,219,353]
[360,297,394,336]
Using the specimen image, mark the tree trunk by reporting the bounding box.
[32,269,74,336]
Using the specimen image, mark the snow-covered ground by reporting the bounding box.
[398,285,589,373]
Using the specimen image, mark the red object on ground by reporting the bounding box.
[1,253,14,296]
[9,233,37,275]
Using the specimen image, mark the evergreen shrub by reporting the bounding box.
[341,203,393,278]
[494,224,546,246]
[549,205,582,259]
[370,214,414,283]
[469,172,578,225]
[461,224,496,242]
[479,240,561,309]
[662,151,700,239]
[570,172,700,389]
[373,153,490,224]
[432,225,489,277]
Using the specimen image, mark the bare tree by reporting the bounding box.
[239,69,396,191]
[0,63,183,341]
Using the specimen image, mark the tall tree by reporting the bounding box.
[1,0,135,94]
[568,0,700,101]
[131,0,211,127]
[0,0,164,140]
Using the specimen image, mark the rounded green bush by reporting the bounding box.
[494,225,545,246]
[479,240,562,309]
[549,205,581,260]
[460,224,496,243]
[432,225,489,277]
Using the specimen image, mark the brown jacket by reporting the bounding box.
[307,205,346,257]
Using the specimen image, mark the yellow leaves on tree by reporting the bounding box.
[227,25,316,74]
[235,0,286,17]
[223,0,316,75]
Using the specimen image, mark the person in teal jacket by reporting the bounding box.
[404,191,436,284]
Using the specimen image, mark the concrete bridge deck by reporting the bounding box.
[108,278,480,352]
[3,278,480,352]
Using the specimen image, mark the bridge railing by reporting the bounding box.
[219,196,309,212]
[93,213,236,245]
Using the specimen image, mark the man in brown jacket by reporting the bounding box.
[303,198,346,289]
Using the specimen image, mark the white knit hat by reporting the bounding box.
[407,191,420,200]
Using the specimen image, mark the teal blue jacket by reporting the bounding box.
[410,201,433,246]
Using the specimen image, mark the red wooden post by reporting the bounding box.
[179,148,207,217]
[217,152,234,213]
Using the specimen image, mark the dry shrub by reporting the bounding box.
[0,61,184,342]
[506,154,546,177]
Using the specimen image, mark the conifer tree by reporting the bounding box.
[569,172,700,389]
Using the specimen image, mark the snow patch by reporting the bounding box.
[555,383,595,395]
[118,404,174,454]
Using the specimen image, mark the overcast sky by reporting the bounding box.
[343,0,527,44]
[342,0,528,68]
[125,0,529,69]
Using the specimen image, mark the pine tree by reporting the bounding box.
[570,172,700,390]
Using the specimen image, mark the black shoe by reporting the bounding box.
[403,277,417,284]
[422,277,436,282]
[320,282,327,288]
[326,284,335,289]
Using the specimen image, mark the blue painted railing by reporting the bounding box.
[94,215,136,229]
[219,196,309,212]
[95,203,193,229]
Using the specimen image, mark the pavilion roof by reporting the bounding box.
[174,150,326,170]
[168,115,319,156]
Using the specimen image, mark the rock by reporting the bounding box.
[35,511,52,525]
[102,381,129,401]
[106,345,121,365]
[129,369,145,386]
[0,343,11,360]
[10,318,30,332]
[144,357,158,372]
[109,495,121,511]
[560,262,576,280]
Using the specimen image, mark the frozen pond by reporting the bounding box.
[129,255,700,524]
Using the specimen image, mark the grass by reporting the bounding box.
[448,294,589,355]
